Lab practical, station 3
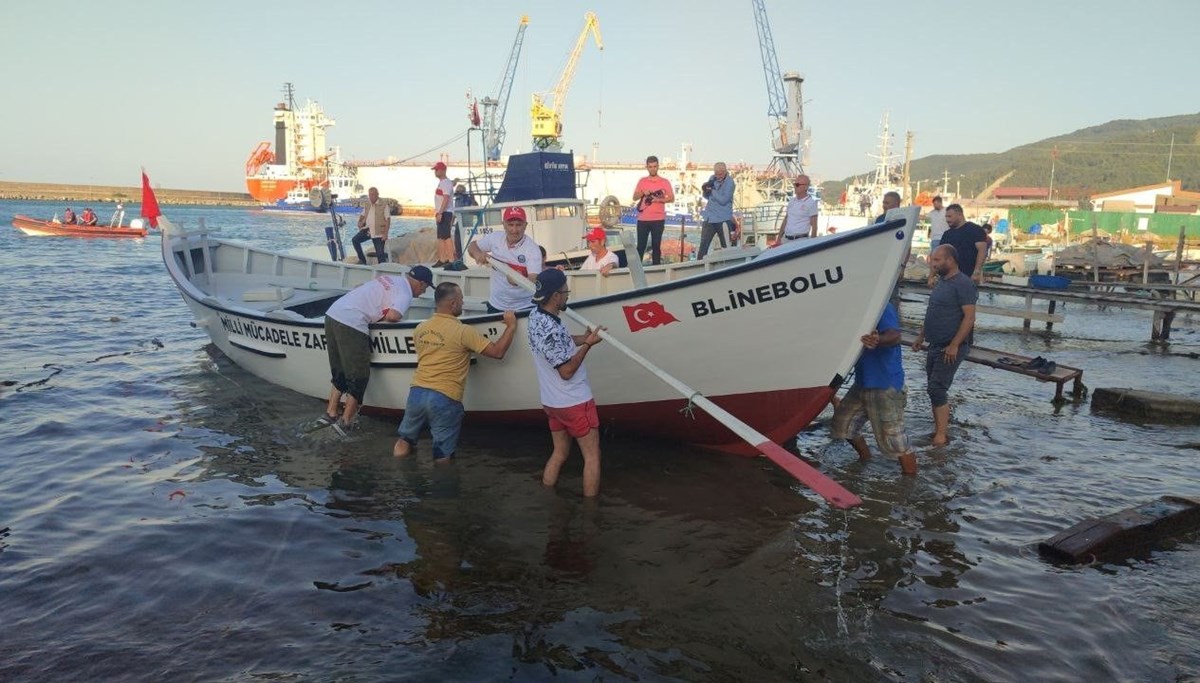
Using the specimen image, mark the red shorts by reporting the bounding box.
[543,399,599,438]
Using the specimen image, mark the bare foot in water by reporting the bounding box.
[393,439,412,458]
[930,433,949,447]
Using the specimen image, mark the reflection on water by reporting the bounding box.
[1,199,1198,680]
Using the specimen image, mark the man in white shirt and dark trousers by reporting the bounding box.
[321,266,435,435]
[773,175,819,243]
[527,269,605,497]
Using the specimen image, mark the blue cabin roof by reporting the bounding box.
[493,152,576,203]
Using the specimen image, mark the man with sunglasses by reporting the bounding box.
[527,269,605,497]
[773,175,819,244]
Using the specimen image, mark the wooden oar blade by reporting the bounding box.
[754,440,863,509]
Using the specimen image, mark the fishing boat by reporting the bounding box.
[161,178,916,453]
[12,213,148,238]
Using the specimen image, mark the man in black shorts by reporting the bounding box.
[432,161,455,267]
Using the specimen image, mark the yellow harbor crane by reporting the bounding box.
[530,11,603,150]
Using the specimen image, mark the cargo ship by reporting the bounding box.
[244,83,362,206]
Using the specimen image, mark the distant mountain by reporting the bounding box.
[824,113,1200,202]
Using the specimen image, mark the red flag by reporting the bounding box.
[622,301,678,332]
[141,170,161,228]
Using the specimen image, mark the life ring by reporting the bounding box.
[598,195,622,228]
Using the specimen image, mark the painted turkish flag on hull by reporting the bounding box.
[622,301,678,332]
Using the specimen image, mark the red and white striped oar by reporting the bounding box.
[488,259,862,509]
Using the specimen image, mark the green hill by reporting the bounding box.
[825,112,1200,202]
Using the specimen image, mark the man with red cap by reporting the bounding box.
[466,206,544,312]
[432,161,455,267]
[580,227,619,276]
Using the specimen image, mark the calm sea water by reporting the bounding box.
[2,199,1198,681]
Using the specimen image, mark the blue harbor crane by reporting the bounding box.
[750,0,807,194]
[481,16,530,161]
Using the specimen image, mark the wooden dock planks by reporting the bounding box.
[1038,496,1200,564]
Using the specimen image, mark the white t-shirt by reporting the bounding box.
[527,307,593,408]
[928,208,949,241]
[580,250,619,272]
[783,195,819,237]
[476,230,543,310]
[325,275,414,334]
[434,178,454,214]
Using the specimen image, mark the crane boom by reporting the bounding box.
[751,0,787,121]
[750,0,805,191]
[482,15,529,161]
[531,11,603,150]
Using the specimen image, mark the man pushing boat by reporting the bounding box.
[320,265,435,435]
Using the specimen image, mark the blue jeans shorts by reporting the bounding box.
[396,386,465,459]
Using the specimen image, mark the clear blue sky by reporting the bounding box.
[3,0,1198,192]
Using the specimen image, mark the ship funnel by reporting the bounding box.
[275,121,287,166]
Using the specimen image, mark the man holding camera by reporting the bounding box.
[353,186,390,264]
[698,162,735,259]
[632,155,675,265]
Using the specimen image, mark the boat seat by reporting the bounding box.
[265,308,309,322]
[242,286,295,303]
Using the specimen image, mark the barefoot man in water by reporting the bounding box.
[912,245,977,446]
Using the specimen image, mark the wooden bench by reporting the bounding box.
[899,330,1085,402]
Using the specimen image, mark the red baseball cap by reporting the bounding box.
[583,227,606,242]
[431,161,447,171]
[502,206,526,222]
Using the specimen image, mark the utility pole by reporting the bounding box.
[902,130,914,200]
[1049,146,1058,201]
[1166,133,1175,181]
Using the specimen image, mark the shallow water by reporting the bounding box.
[2,199,1199,681]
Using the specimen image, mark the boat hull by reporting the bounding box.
[12,215,148,238]
[163,213,914,452]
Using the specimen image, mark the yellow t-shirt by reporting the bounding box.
[412,313,491,401]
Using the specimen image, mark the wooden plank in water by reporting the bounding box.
[1038,496,1200,564]
[1092,388,1200,424]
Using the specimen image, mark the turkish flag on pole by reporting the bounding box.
[622,301,679,332]
[141,169,161,228]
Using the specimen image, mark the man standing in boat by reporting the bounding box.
[467,206,544,313]
[939,204,988,284]
[698,162,735,259]
[353,187,390,264]
[393,282,518,461]
[527,269,605,497]
[579,227,619,276]
[632,155,675,265]
[321,265,435,435]
[912,245,978,447]
[773,175,818,243]
[432,162,455,267]
[928,195,949,250]
[829,302,918,475]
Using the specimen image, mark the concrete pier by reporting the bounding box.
[1092,388,1200,423]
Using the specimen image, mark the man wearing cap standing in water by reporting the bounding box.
[467,206,545,313]
[579,227,619,276]
[320,265,435,435]
[432,162,455,267]
[527,268,605,497]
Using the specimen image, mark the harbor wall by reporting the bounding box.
[0,180,258,206]
[1008,209,1200,242]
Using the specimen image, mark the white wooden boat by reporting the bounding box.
[161,201,916,453]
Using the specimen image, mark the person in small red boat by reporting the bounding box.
[63,208,77,224]
[81,208,98,226]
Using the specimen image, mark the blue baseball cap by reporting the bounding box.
[532,268,566,303]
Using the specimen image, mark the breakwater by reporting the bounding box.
[0,180,258,206]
